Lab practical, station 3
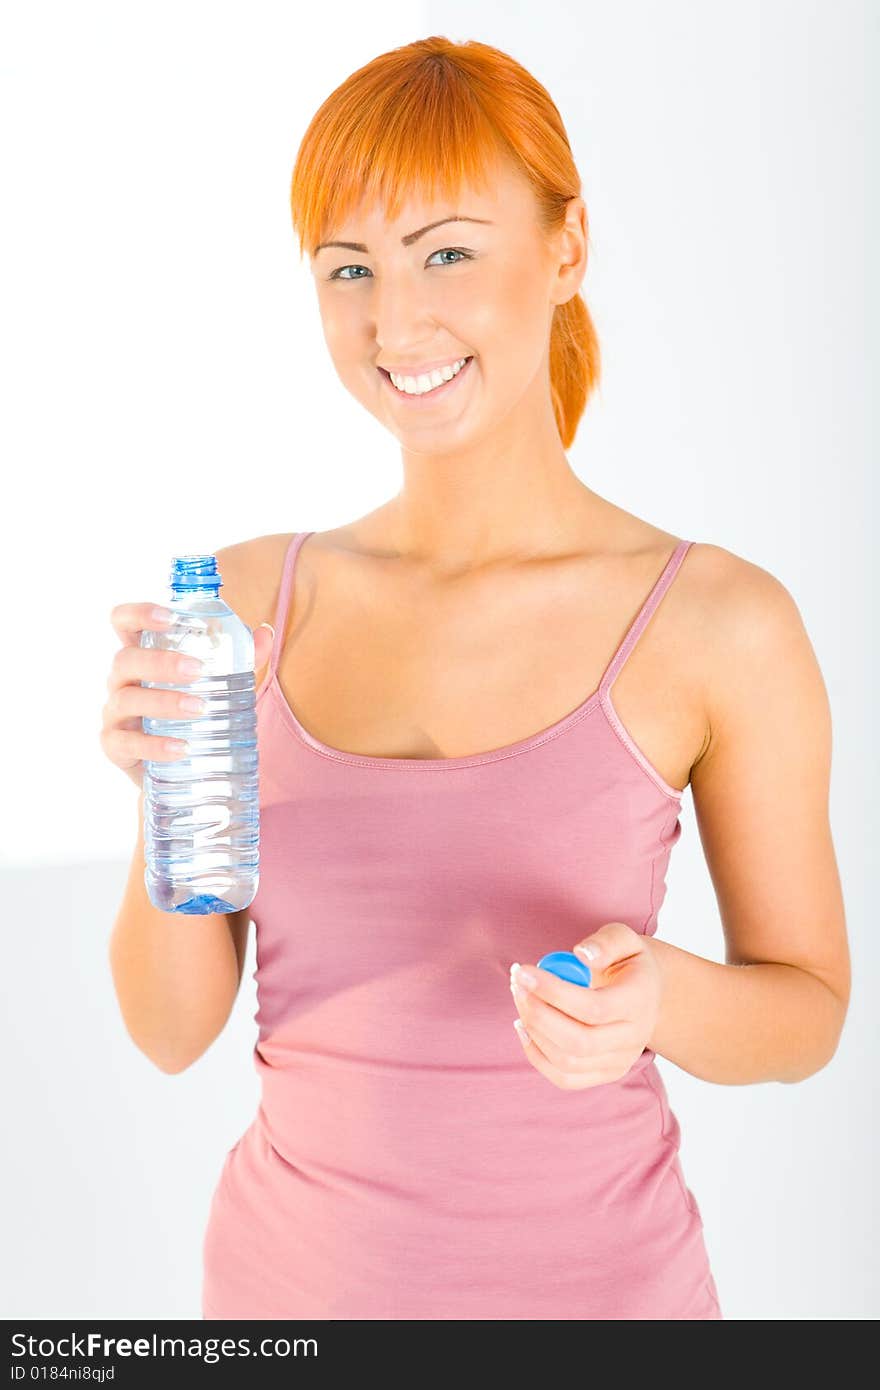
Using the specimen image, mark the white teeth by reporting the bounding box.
[389,357,469,395]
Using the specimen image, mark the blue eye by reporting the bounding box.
[328,247,473,281]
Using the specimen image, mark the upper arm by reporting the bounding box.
[689,548,850,1012]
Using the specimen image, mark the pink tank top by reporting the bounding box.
[201,532,722,1320]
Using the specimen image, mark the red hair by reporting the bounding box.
[289,36,601,449]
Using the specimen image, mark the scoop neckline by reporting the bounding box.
[257,528,689,794]
[266,665,610,771]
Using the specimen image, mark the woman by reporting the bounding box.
[110,36,850,1320]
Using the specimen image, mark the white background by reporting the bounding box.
[1,1,874,1318]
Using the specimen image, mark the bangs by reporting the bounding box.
[290,55,511,261]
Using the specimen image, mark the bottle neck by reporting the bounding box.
[168,586,221,602]
[169,554,223,601]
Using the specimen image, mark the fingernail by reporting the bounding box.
[511,964,537,991]
[574,943,598,962]
[179,695,207,713]
[513,1018,530,1045]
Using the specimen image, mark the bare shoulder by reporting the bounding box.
[680,539,807,645]
[683,540,829,769]
[213,532,296,627]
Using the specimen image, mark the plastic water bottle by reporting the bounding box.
[139,553,259,915]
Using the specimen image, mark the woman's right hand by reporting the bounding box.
[100,605,276,792]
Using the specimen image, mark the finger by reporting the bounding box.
[522,968,645,1038]
[512,1019,609,1089]
[517,1010,635,1075]
[106,680,208,731]
[102,725,191,765]
[575,922,643,976]
[510,974,597,1054]
[510,961,620,1026]
[110,602,182,649]
[107,644,206,698]
[509,972,632,1069]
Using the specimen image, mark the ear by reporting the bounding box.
[553,196,588,306]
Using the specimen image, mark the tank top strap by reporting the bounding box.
[267,531,314,680]
[598,539,695,696]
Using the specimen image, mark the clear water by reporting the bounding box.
[140,558,259,915]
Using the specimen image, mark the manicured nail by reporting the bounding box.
[513,1018,530,1045]
[511,964,537,991]
[179,695,207,713]
[574,942,598,962]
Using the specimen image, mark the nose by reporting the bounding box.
[372,269,437,361]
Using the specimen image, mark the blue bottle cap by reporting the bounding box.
[536,950,592,988]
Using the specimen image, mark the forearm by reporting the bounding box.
[108,793,241,1073]
[644,936,846,1084]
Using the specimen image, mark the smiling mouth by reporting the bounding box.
[378,356,474,402]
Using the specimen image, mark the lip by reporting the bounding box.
[378,355,474,405]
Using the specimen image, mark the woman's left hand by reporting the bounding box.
[509,923,662,1089]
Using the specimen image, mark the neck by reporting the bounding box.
[386,374,602,573]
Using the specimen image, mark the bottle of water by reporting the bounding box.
[140,553,259,915]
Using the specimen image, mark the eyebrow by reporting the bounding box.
[314,216,494,256]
